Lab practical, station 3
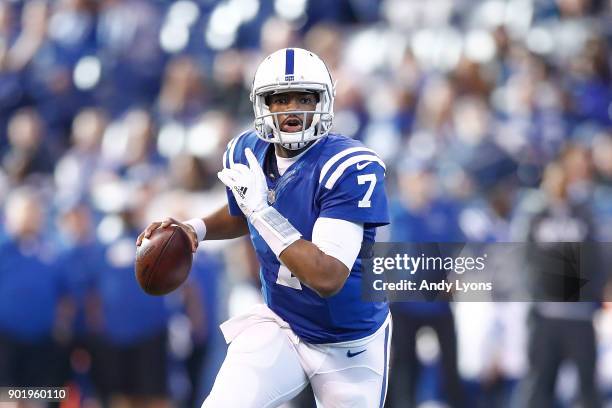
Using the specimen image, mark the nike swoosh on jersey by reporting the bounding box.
[356,161,373,170]
[346,349,367,358]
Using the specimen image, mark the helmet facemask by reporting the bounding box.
[252,82,334,150]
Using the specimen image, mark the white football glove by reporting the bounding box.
[218,148,268,219]
[218,147,302,257]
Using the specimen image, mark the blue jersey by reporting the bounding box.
[224,131,389,343]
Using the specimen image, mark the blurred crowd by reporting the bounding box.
[0,0,611,407]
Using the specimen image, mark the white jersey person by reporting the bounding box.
[137,48,392,407]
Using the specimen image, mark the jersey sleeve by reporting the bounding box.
[222,133,246,217]
[317,157,389,227]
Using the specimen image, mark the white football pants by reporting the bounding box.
[202,304,392,408]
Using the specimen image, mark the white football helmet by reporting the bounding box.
[250,48,335,150]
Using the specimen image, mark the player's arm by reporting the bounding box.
[218,148,370,297]
[279,218,363,297]
[135,204,248,252]
[279,242,347,297]
[201,205,249,240]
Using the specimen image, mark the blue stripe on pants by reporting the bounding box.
[379,324,390,407]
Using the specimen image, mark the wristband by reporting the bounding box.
[249,206,301,257]
[184,218,207,242]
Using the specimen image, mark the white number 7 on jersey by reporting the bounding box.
[357,173,376,208]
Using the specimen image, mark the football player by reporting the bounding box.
[137,48,391,407]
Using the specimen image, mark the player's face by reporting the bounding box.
[267,92,318,133]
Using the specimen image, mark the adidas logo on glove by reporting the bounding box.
[233,186,248,199]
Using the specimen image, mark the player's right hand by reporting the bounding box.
[217,148,268,218]
[136,217,199,252]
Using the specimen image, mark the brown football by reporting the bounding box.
[135,225,193,296]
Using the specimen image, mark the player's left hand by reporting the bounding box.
[218,148,268,218]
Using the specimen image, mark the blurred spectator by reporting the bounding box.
[387,164,466,408]
[48,0,97,62]
[55,202,105,398]
[3,0,48,72]
[20,0,86,136]
[259,17,299,56]
[591,131,612,241]
[566,37,611,126]
[54,107,108,203]
[456,302,528,408]
[391,163,466,242]
[89,185,170,407]
[0,187,69,388]
[303,23,343,71]
[97,0,165,112]
[2,107,54,184]
[592,131,612,184]
[157,56,209,124]
[515,161,603,408]
[210,50,252,120]
[116,108,159,173]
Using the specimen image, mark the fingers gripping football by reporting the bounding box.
[136,217,199,252]
[218,148,268,218]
